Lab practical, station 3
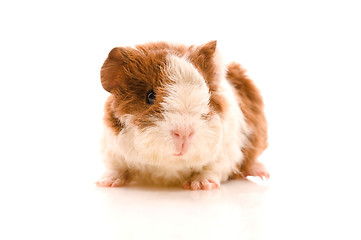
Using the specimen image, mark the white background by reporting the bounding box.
[1,0,360,239]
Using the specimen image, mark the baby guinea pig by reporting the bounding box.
[96,40,269,190]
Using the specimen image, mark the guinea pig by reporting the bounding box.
[96,40,269,190]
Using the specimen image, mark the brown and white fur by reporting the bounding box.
[96,41,268,190]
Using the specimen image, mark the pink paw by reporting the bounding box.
[96,178,125,187]
[246,161,270,180]
[183,179,220,190]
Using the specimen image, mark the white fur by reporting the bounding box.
[100,54,249,187]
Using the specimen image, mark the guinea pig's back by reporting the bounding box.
[226,63,268,176]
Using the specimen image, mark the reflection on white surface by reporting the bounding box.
[4,172,360,240]
[4,179,270,240]
[95,181,267,240]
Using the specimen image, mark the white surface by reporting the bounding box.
[1,0,361,239]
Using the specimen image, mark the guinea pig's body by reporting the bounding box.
[97,41,268,190]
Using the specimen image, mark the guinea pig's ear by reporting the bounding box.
[191,40,222,88]
[107,47,130,62]
[100,47,130,92]
[190,40,217,70]
[198,40,217,58]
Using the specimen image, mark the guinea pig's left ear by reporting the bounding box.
[190,40,217,70]
[190,40,222,88]
[198,40,217,58]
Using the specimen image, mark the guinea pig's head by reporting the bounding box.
[101,41,227,166]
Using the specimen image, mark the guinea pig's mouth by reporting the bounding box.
[173,152,184,157]
[171,132,192,157]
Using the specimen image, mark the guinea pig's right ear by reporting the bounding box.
[108,47,130,62]
[100,47,130,93]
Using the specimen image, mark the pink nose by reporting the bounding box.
[171,128,194,156]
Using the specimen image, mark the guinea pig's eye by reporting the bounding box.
[146,90,156,105]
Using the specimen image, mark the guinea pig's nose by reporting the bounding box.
[171,128,194,156]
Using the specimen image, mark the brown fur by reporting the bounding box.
[103,95,123,134]
[101,44,170,132]
[226,63,268,177]
[188,41,227,114]
[100,41,227,134]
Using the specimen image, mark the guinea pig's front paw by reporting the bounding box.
[96,177,126,187]
[96,172,129,187]
[183,178,220,190]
